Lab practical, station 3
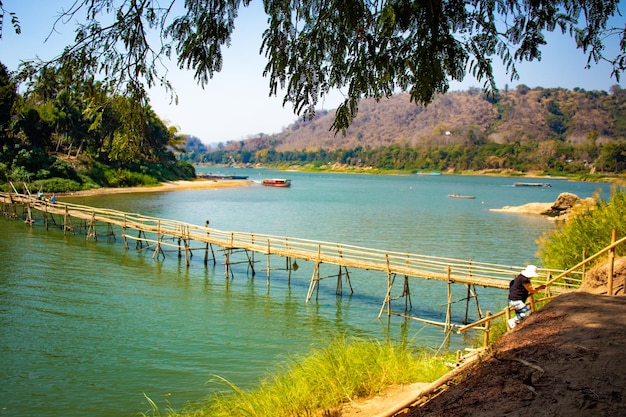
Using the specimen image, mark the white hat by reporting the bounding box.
[521,265,539,278]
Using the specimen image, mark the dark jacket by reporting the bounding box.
[509,273,531,302]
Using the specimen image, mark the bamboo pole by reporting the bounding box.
[336,265,343,295]
[63,206,68,235]
[123,215,128,249]
[446,265,452,335]
[483,311,491,347]
[608,229,616,295]
[267,239,271,284]
[378,255,393,319]
[87,211,97,240]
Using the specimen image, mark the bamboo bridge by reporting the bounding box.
[1,190,581,333]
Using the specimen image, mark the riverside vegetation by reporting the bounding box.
[0,62,195,194]
[141,190,625,417]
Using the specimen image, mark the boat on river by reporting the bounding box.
[262,179,291,187]
[448,194,476,199]
[514,182,551,187]
[197,173,249,180]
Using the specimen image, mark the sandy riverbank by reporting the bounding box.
[58,179,254,197]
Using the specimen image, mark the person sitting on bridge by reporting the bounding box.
[508,265,546,329]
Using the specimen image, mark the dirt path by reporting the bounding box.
[402,291,626,417]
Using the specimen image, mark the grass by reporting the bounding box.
[152,336,454,417]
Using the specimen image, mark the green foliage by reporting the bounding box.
[103,169,159,188]
[7,1,625,133]
[174,336,452,417]
[537,187,626,270]
[0,61,195,192]
[32,177,83,193]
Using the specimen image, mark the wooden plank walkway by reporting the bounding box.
[1,191,579,330]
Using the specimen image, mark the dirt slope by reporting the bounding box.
[404,291,626,417]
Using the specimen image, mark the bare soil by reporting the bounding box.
[401,291,626,417]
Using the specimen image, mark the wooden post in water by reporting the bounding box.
[446,266,452,334]
[86,211,97,240]
[378,254,393,319]
[43,203,49,230]
[153,220,164,260]
[63,206,68,235]
[266,239,271,284]
[224,248,232,280]
[183,226,191,267]
[336,248,343,296]
[122,215,129,250]
[336,265,343,295]
[105,223,115,241]
[344,267,353,295]
[306,246,322,303]
[402,275,412,311]
[204,221,216,265]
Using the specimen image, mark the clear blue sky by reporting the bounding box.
[1,1,624,145]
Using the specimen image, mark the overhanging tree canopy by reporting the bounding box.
[2,0,625,132]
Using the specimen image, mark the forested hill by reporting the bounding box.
[192,85,626,174]
[204,86,625,153]
[268,86,626,151]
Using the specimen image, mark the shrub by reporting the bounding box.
[33,177,83,193]
[537,187,626,269]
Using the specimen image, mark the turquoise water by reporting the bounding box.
[0,170,611,416]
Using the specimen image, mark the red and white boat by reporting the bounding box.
[262,179,291,187]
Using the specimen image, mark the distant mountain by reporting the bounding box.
[221,86,625,153]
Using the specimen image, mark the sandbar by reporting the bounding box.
[59,179,253,197]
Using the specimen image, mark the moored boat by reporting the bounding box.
[514,182,551,187]
[262,179,291,187]
[197,173,249,180]
[448,194,476,199]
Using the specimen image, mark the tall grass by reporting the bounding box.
[163,337,453,417]
[537,187,626,270]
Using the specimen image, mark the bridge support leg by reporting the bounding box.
[244,249,256,277]
[335,266,353,296]
[378,270,395,319]
[402,275,412,311]
[153,236,165,260]
[223,248,240,280]
[87,212,97,241]
[306,262,321,303]
[336,266,343,295]
[105,224,116,241]
[463,284,484,323]
[204,242,216,265]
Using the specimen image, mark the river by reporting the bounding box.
[0,169,611,416]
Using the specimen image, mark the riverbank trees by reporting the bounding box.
[0,62,194,192]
